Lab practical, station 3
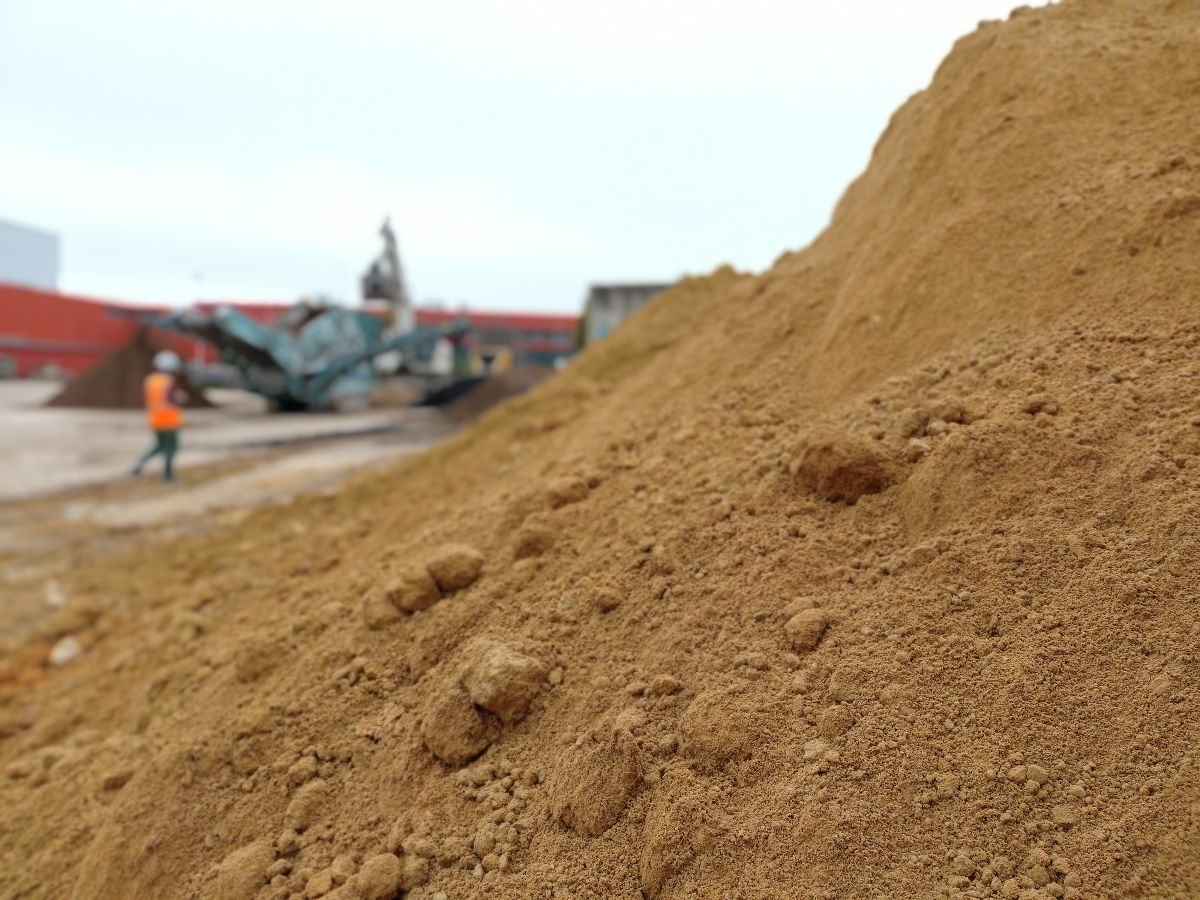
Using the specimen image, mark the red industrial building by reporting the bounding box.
[0,282,578,378]
[0,282,289,377]
[0,282,165,376]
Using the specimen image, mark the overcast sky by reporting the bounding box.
[1,0,1026,312]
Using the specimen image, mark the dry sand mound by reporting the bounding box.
[3,1,1200,898]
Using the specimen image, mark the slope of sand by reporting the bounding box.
[2,1,1199,898]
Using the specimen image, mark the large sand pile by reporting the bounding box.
[3,1,1199,898]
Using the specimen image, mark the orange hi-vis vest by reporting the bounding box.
[144,372,183,430]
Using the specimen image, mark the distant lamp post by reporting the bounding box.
[191,272,205,363]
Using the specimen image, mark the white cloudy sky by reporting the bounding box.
[1,0,1026,311]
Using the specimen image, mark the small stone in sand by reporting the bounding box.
[785,608,829,652]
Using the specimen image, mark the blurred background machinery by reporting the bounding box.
[155,300,464,411]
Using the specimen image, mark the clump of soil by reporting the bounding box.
[3,2,1200,899]
[790,427,894,502]
[46,328,212,410]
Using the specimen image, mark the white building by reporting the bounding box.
[0,219,60,290]
[583,282,673,344]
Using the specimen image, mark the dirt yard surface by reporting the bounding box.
[0,381,456,630]
[0,382,454,505]
[0,379,462,746]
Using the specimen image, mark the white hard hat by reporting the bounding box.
[154,350,182,373]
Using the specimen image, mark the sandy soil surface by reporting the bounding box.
[3,4,1200,899]
[0,381,458,681]
[0,379,455,576]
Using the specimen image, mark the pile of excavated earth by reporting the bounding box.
[2,1,1198,898]
[441,369,555,423]
[47,328,212,410]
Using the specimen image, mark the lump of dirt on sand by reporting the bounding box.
[420,683,496,767]
[790,427,894,503]
[214,839,275,900]
[679,687,762,766]
[640,768,718,898]
[353,853,402,899]
[400,855,432,890]
[425,543,485,593]
[512,520,558,560]
[329,854,356,883]
[646,674,683,696]
[304,870,333,897]
[360,589,403,630]
[284,778,331,831]
[544,476,589,509]
[462,643,548,723]
[785,607,830,652]
[548,727,643,836]
[826,664,864,702]
[387,564,442,612]
[898,401,971,439]
[591,587,623,613]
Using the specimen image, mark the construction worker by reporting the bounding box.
[131,350,185,482]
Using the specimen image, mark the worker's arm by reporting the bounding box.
[169,376,188,406]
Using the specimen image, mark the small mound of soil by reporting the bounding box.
[441,367,553,421]
[47,328,212,410]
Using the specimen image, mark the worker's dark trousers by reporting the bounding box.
[132,429,179,482]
